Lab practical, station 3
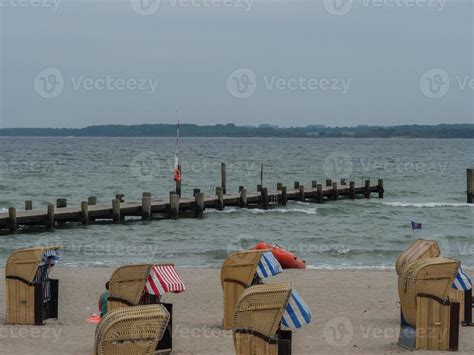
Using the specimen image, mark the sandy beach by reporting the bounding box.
[0,267,472,354]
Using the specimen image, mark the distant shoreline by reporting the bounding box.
[0,123,473,138]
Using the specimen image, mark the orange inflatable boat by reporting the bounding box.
[250,242,306,269]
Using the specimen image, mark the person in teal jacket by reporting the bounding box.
[98,282,110,317]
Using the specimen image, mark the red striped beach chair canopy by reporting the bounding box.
[145,264,186,297]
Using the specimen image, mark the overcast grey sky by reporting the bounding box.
[0,0,472,128]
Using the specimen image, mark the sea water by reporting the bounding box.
[0,137,472,268]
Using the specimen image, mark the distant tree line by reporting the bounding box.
[0,123,473,138]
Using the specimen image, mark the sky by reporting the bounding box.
[0,0,473,128]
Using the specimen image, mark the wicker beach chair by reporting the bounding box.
[107,263,185,353]
[396,239,440,275]
[398,257,461,350]
[94,304,170,355]
[221,249,278,329]
[5,246,60,325]
[108,264,151,310]
[233,283,311,355]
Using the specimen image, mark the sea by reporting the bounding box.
[0,137,473,269]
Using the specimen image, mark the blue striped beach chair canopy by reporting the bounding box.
[256,251,282,279]
[281,288,312,330]
[451,266,472,291]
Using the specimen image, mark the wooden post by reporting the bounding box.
[8,207,17,233]
[332,182,338,200]
[299,185,305,202]
[88,196,97,205]
[349,181,355,199]
[365,179,371,199]
[294,181,300,189]
[25,200,32,211]
[56,198,67,208]
[326,179,332,187]
[47,203,55,229]
[467,169,473,203]
[311,180,317,188]
[193,188,200,197]
[81,201,89,225]
[142,193,151,221]
[257,184,262,192]
[281,186,287,206]
[115,194,125,203]
[112,199,121,223]
[378,179,384,199]
[240,188,247,208]
[277,182,283,191]
[194,192,205,218]
[341,178,347,186]
[221,163,226,195]
[316,184,323,203]
[261,187,269,210]
[216,187,224,211]
[169,192,180,219]
[239,185,244,192]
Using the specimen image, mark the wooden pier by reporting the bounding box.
[0,176,384,234]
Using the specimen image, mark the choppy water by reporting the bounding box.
[0,137,473,268]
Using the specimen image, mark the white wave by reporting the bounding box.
[383,202,474,208]
[205,207,317,215]
[0,208,7,213]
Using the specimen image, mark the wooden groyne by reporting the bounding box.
[0,165,384,234]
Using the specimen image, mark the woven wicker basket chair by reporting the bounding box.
[398,257,460,327]
[221,249,270,329]
[107,263,185,353]
[5,246,60,325]
[94,304,170,355]
[396,239,440,275]
[233,283,294,355]
[108,264,151,311]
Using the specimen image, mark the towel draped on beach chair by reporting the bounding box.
[256,251,282,279]
[452,266,472,291]
[281,289,312,330]
[34,248,60,303]
[145,264,186,297]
